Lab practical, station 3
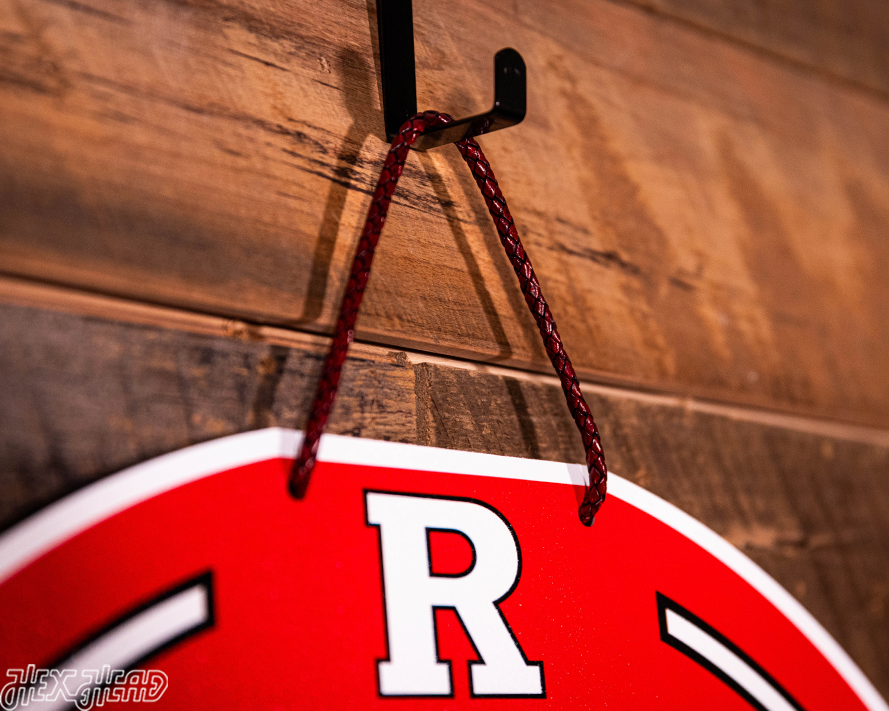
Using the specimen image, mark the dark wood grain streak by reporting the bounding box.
[1,301,887,697]
[2,0,889,427]
[617,0,889,98]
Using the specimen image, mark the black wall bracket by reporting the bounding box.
[376,0,527,151]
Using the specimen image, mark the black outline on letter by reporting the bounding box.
[365,489,545,700]
[426,528,477,578]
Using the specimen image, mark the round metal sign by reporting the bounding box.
[1,429,884,710]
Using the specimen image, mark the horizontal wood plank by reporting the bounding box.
[620,0,889,98]
[2,0,889,430]
[1,295,888,697]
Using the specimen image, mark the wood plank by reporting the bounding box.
[619,0,889,98]
[4,274,887,448]
[2,0,889,428]
[1,296,888,698]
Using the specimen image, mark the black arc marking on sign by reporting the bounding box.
[49,570,215,672]
[15,571,216,710]
[657,592,806,711]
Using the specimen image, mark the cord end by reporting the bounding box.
[288,457,314,500]
[578,481,606,527]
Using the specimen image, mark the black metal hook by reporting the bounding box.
[376,0,526,151]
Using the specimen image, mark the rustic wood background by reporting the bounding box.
[2,0,888,698]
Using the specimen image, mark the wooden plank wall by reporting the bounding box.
[2,0,888,698]
[623,0,889,97]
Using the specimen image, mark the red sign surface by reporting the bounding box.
[0,429,885,710]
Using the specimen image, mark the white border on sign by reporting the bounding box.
[0,428,885,711]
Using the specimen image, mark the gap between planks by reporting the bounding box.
[2,274,888,449]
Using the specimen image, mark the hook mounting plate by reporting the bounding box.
[376,0,526,150]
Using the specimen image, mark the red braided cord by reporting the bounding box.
[290,111,607,525]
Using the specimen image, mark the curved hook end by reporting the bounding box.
[493,48,526,120]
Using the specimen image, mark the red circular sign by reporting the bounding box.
[0,429,884,710]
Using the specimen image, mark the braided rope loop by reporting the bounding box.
[290,111,607,525]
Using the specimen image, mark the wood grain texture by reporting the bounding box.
[620,0,889,98]
[1,298,888,697]
[2,0,889,427]
[0,301,419,529]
